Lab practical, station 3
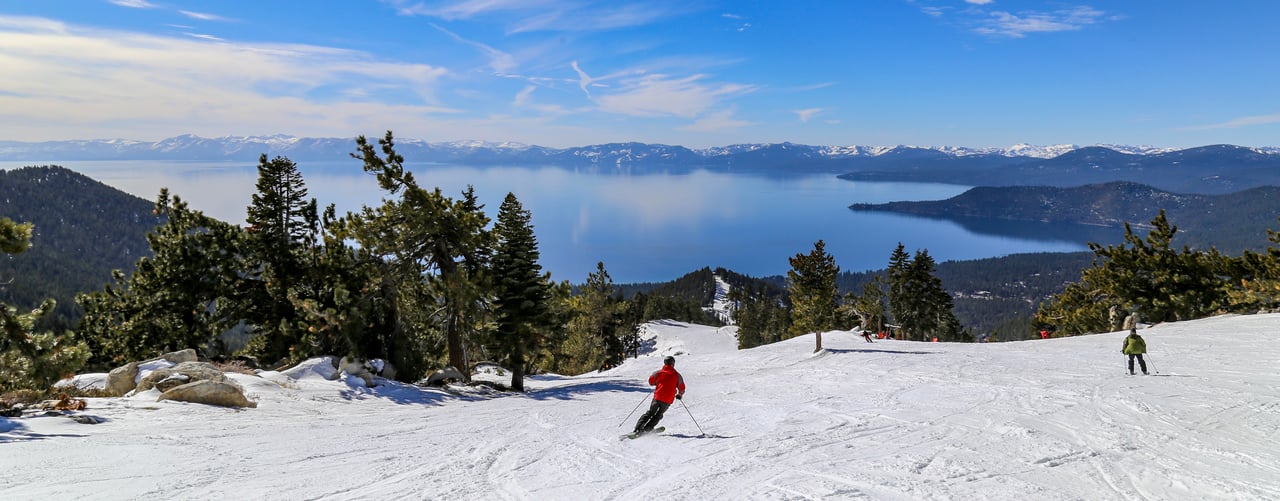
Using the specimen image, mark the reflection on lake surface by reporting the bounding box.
[2,160,1106,283]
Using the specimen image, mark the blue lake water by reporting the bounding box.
[5,160,1102,283]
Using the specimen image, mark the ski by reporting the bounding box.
[622,426,665,440]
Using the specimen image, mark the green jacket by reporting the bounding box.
[1122,333,1147,355]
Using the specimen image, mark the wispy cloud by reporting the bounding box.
[792,82,836,92]
[395,0,687,34]
[680,109,752,133]
[571,61,595,96]
[179,10,234,22]
[595,74,755,118]
[431,23,517,74]
[108,0,158,8]
[794,108,823,123]
[184,33,225,42]
[965,0,994,5]
[974,6,1107,38]
[1182,113,1280,131]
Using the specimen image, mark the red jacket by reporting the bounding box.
[649,365,686,404]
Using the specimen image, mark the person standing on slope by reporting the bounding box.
[1122,328,1148,375]
[633,356,686,435]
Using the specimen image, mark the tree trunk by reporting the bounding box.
[510,342,525,392]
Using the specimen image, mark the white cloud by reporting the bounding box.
[184,33,225,42]
[0,16,452,140]
[431,23,517,74]
[513,85,536,106]
[1182,113,1280,131]
[680,109,752,132]
[595,74,756,118]
[965,0,994,5]
[792,82,836,92]
[571,61,594,97]
[974,6,1107,38]
[395,0,686,34]
[178,10,233,22]
[794,108,823,123]
[108,0,158,8]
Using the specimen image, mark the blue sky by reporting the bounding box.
[1,1,1277,149]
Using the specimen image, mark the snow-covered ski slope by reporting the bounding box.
[3,314,1279,500]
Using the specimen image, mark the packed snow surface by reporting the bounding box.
[3,314,1279,500]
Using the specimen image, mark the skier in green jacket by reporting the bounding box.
[1122,328,1148,375]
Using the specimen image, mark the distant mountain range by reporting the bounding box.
[3,134,1198,162]
[4,135,1279,193]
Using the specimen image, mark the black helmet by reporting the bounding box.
[663,356,675,366]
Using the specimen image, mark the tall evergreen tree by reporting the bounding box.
[343,131,492,380]
[787,240,840,352]
[489,193,555,391]
[885,246,963,341]
[240,154,321,364]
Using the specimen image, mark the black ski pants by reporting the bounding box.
[1128,354,1147,374]
[634,399,670,433]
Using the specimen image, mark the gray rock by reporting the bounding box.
[161,349,199,364]
[136,362,226,393]
[425,366,466,386]
[105,362,140,397]
[157,380,257,408]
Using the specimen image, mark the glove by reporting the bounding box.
[676,394,683,400]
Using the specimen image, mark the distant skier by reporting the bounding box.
[1122,328,1149,375]
[861,331,874,343]
[633,356,686,436]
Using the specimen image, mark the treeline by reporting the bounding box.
[730,241,966,351]
[1034,210,1280,335]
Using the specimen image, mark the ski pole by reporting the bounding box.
[619,394,650,427]
[679,398,706,437]
[1146,354,1158,374]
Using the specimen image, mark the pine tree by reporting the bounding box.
[489,193,554,391]
[787,240,840,352]
[240,154,321,364]
[729,282,790,349]
[843,276,887,333]
[78,190,244,363]
[1,218,89,391]
[1035,210,1229,334]
[343,131,493,380]
[885,246,963,341]
[562,262,627,373]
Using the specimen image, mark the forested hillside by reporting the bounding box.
[851,181,1280,254]
[0,165,160,330]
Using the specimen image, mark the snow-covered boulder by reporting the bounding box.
[157,380,256,408]
[425,366,466,386]
[280,356,340,381]
[136,362,226,393]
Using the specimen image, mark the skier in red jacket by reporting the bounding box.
[633,356,686,435]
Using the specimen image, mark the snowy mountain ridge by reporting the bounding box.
[3,134,1275,162]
